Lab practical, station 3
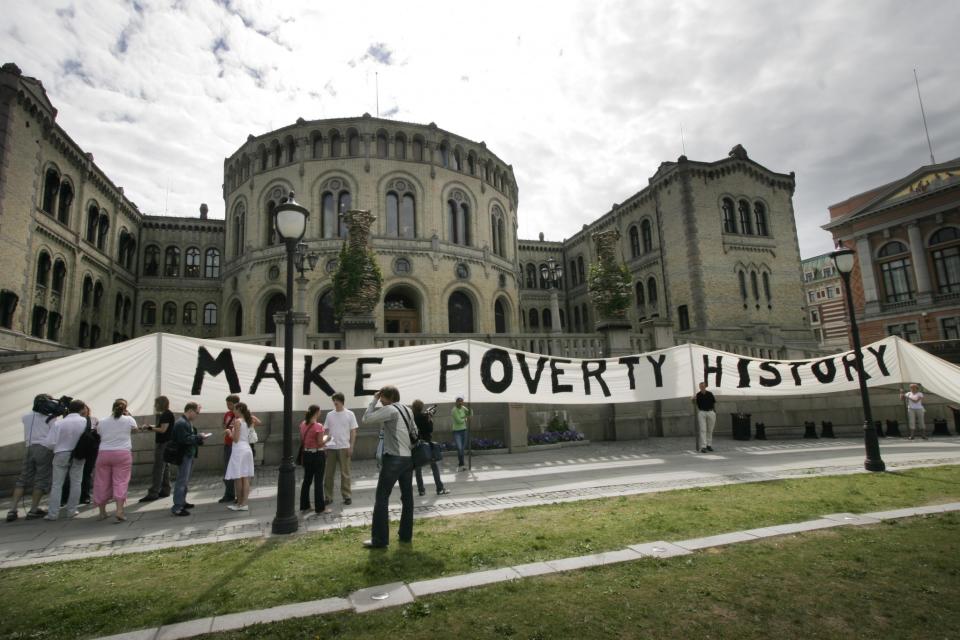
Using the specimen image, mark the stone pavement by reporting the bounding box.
[2,435,960,569]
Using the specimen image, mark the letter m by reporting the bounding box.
[191,347,242,395]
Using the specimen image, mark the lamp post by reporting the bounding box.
[540,257,564,334]
[830,245,885,472]
[272,192,310,534]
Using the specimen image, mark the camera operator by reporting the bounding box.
[6,395,59,522]
[413,401,449,497]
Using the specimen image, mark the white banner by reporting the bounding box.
[2,333,959,447]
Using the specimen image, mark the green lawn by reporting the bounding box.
[1,466,959,640]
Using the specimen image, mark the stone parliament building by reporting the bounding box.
[0,62,819,366]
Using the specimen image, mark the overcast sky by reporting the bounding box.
[3,0,958,258]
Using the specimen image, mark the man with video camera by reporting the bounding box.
[6,394,65,521]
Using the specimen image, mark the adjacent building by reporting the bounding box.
[801,253,850,350]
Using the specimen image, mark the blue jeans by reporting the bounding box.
[171,453,195,514]
[48,452,83,519]
[416,459,445,494]
[453,430,467,466]
[371,453,414,547]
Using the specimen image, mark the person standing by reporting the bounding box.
[93,399,140,521]
[6,398,56,522]
[413,400,449,497]
[138,396,175,502]
[224,402,255,512]
[43,399,88,521]
[362,386,416,549]
[323,392,359,506]
[299,405,330,514]
[218,395,239,504]
[451,395,472,471]
[170,403,208,517]
[901,384,928,440]
[694,382,717,453]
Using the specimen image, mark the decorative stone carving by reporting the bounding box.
[333,209,383,316]
[588,228,632,321]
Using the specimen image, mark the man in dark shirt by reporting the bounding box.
[139,395,175,502]
[694,382,717,453]
[170,403,208,516]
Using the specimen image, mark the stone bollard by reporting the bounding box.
[885,419,902,437]
[754,422,767,440]
[820,420,835,438]
[933,418,951,436]
[803,421,818,439]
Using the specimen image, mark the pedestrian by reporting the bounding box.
[76,403,101,506]
[901,383,928,440]
[694,382,717,453]
[6,397,56,522]
[138,396,175,502]
[170,402,209,517]
[451,395,471,471]
[218,394,239,504]
[413,400,449,497]
[362,386,416,549]
[322,391,359,507]
[93,399,140,522]
[43,399,88,521]
[224,402,256,512]
[299,404,330,514]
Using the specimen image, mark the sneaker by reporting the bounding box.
[6,510,18,522]
[67,510,80,519]
[43,514,58,521]
[138,495,159,503]
[362,540,387,549]
[437,488,450,495]
[228,504,248,511]
[706,446,714,452]
[26,509,47,520]
[700,448,708,453]
[343,498,352,506]
[172,509,190,517]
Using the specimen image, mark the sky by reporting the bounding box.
[3,0,958,259]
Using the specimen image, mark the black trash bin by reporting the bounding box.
[731,413,752,441]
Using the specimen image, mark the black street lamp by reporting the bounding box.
[540,257,564,334]
[830,246,885,472]
[272,192,310,534]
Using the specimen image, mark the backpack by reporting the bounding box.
[71,417,100,460]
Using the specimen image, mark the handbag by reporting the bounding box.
[71,417,100,460]
[248,426,259,444]
[394,405,431,468]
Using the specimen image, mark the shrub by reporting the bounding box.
[527,430,585,445]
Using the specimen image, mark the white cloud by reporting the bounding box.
[1,0,958,258]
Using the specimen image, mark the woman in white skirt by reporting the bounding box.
[225,402,255,511]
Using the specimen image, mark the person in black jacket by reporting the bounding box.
[170,403,209,516]
[412,400,449,497]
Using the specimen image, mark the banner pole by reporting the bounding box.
[688,342,700,451]
[467,339,473,472]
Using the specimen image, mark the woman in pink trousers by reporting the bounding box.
[94,399,140,522]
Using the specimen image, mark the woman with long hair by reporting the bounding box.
[94,399,140,521]
[224,402,255,511]
[413,400,449,497]
[299,404,330,514]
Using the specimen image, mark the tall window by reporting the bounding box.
[738,270,747,301]
[233,203,245,256]
[272,141,281,167]
[47,311,61,342]
[491,206,506,257]
[376,131,388,158]
[57,181,73,225]
[82,276,93,307]
[329,131,341,157]
[394,133,406,160]
[386,192,416,238]
[93,281,103,310]
[754,201,769,236]
[543,309,553,331]
[141,301,156,326]
[164,246,180,277]
[205,248,221,278]
[347,130,360,156]
[79,321,89,347]
[114,293,124,321]
[647,277,658,314]
[317,290,338,332]
[144,246,160,276]
[42,169,59,214]
[569,260,577,286]
[629,226,640,258]
[184,247,201,277]
[0,290,19,329]
[86,206,99,243]
[722,198,737,233]
[264,292,286,334]
[36,252,51,288]
[203,302,218,326]
[762,272,772,302]
[447,198,470,245]
[750,271,760,300]
[930,227,960,294]
[321,187,350,238]
[448,291,474,333]
[942,317,960,340]
[31,306,47,338]
[577,257,585,285]
[494,298,507,333]
[738,200,753,235]
[285,137,295,163]
[526,264,537,289]
[231,303,243,335]
[439,142,450,168]
[412,137,423,161]
[678,305,690,331]
[878,241,913,302]
[52,260,66,293]
[635,281,645,308]
[162,301,177,325]
[312,133,323,158]
[573,306,581,332]
[528,308,539,332]
[96,214,110,251]
[641,219,653,253]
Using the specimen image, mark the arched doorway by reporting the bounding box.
[494,297,508,333]
[317,289,339,332]
[384,286,421,334]
[230,302,243,336]
[448,290,474,333]
[264,292,286,334]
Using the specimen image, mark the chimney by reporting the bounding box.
[200,203,208,220]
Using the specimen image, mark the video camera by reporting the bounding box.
[425,404,438,416]
[33,394,73,419]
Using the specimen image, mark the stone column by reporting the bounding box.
[341,314,377,348]
[907,223,933,303]
[856,236,881,314]
[506,403,528,453]
[549,289,562,334]
[274,311,309,349]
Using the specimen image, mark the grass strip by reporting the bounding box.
[1,465,958,639]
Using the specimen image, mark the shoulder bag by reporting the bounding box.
[71,417,100,460]
[395,405,431,468]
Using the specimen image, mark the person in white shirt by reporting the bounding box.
[94,399,142,521]
[43,399,89,521]
[6,398,57,522]
[323,392,359,506]
[901,383,927,440]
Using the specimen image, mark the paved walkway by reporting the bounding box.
[2,435,960,569]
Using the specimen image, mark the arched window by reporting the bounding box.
[42,169,60,214]
[635,281,645,307]
[878,241,907,257]
[82,276,93,307]
[164,246,180,277]
[0,290,19,330]
[47,312,61,342]
[183,302,198,325]
[144,245,160,276]
[233,202,245,256]
[577,256,585,284]
[312,133,323,159]
[491,207,506,257]
[93,281,104,310]
[285,137,295,163]
[528,308,540,332]
[525,264,536,289]
[762,272,772,302]
[738,270,747,301]
[162,301,177,325]
[722,198,737,233]
[141,301,156,325]
[86,206,99,243]
[394,133,406,160]
[453,148,462,172]
[376,131,388,158]
[641,219,653,252]
[385,192,416,238]
[439,142,450,168]
[31,306,47,338]
[259,146,267,171]
[57,182,73,225]
[123,297,131,324]
[184,247,201,277]
[317,290,338,332]
[338,192,352,219]
[569,260,577,286]
[272,141,281,167]
[347,130,360,156]
[536,263,548,289]
[266,199,277,245]
[738,200,753,235]
[36,252,51,288]
[750,271,760,300]
[448,291,474,333]
[52,260,66,293]
[929,227,960,294]
[204,248,221,278]
[264,292,286,334]
[543,308,553,330]
[203,302,218,326]
[329,131,342,157]
[412,137,424,161]
[754,202,769,236]
[878,242,913,302]
[629,226,640,258]
[447,199,471,245]
[79,321,89,346]
[494,298,507,333]
[647,277,658,312]
[231,302,243,335]
[468,153,476,175]
[115,293,123,321]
